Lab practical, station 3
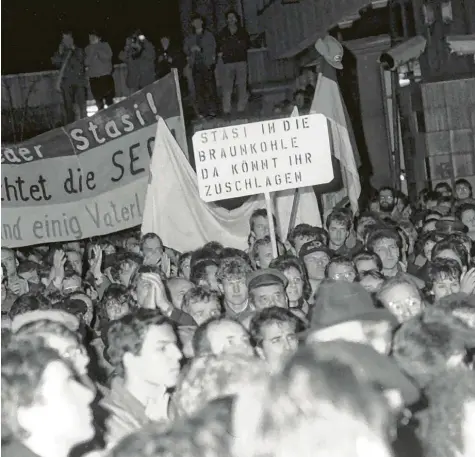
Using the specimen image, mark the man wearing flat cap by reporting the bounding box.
[247,268,289,311]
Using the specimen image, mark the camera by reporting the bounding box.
[446,34,475,56]
[379,36,427,71]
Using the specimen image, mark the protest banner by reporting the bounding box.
[192,113,333,256]
[142,119,323,253]
[1,70,187,248]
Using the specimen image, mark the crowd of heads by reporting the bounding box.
[2,181,475,457]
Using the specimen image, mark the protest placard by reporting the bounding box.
[192,113,333,256]
[1,70,187,248]
[192,113,334,203]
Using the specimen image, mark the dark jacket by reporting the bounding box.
[183,30,216,68]
[51,47,87,86]
[119,40,156,89]
[156,45,184,78]
[218,26,250,64]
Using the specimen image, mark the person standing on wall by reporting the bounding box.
[52,29,87,124]
[85,30,115,110]
[119,30,156,93]
[218,10,250,115]
[184,14,218,119]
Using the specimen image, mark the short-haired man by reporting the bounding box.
[249,306,301,373]
[325,255,357,283]
[249,208,277,243]
[192,316,254,357]
[326,209,358,255]
[426,258,462,303]
[102,309,182,447]
[455,178,473,202]
[1,248,29,297]
[247,269,289,312]
[182,286,222,325]
[2,337,95,457]
[217,257,253,323]
[65,249,83,276]
[366,228,402,278]
[140,233,177,277]
[141,232,165,268]
[218,9,250,114]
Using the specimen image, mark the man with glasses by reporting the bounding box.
[299,242,333,297]
[378,186,397,215]
[376,276,424,324]
[325,255,357,283]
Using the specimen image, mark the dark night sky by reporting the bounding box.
[2,0,182,74]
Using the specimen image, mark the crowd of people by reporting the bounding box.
[51,9,262,124]
[2,178,475,457]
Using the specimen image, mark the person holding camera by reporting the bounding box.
[183,14,218,119]
[156,35,184,79]
[119,30,156,93]
[52,30,87,124]
[85,30,115,110]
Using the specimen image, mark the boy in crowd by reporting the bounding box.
[102,310,182,447]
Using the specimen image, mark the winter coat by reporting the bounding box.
[85,41,113,78]
[119,40,156,90]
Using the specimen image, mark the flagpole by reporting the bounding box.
[287,188,301,236]
[265,192,278,259]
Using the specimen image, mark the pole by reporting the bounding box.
[265,192,278,259]
[287,188,301,237]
